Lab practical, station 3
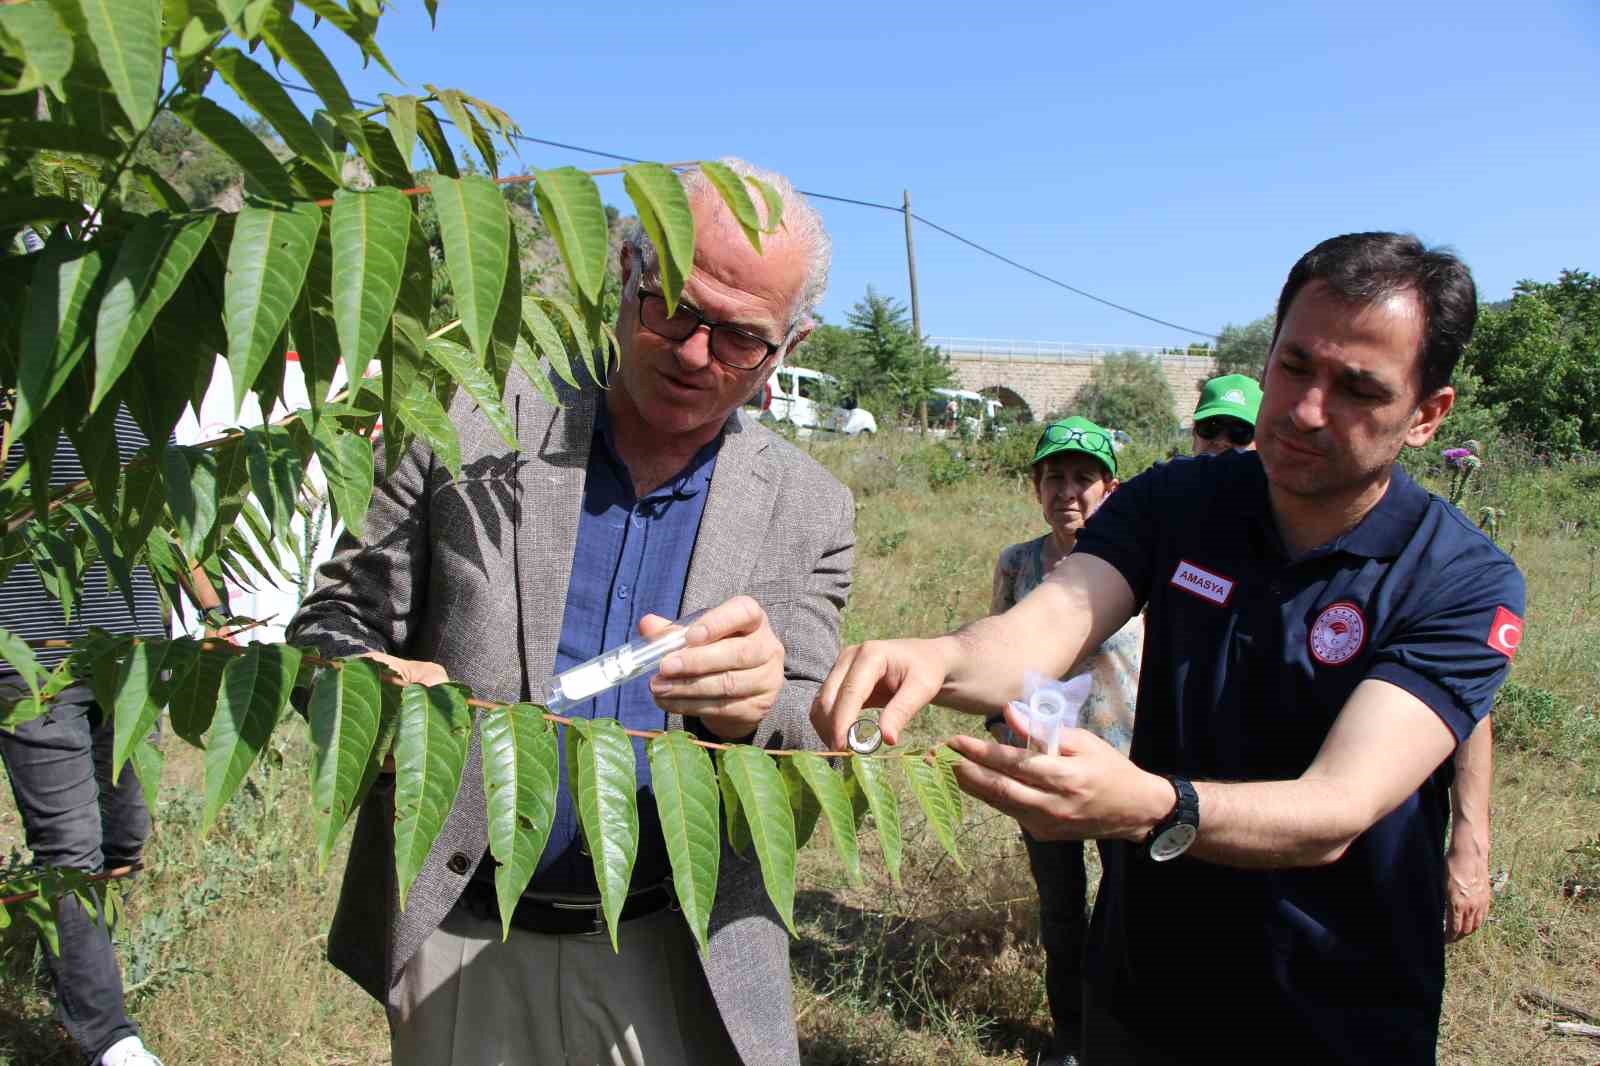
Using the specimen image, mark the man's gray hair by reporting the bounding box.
[621,157,831,329]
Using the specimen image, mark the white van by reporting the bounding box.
[750,366,878,437]
[931,387,1002,435]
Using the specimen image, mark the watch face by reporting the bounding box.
[1150,822,1197,862]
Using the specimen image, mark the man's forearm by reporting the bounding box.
[1449,716,1492,857]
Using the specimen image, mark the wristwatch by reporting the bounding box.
[1144,775,1199,862]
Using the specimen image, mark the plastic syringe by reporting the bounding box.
[543,609,708,715]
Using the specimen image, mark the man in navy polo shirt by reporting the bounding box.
[812,232,1523,1063]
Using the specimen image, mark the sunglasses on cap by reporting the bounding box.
[1041,424,1111,451]
[1193,418,1254,446]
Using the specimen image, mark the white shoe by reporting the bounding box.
[100,1036,166,1066]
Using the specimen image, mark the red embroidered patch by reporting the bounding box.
[1487,606,1523,659]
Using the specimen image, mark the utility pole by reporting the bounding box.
[903,189,928,432]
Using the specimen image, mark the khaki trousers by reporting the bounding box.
[390,903,742,1066]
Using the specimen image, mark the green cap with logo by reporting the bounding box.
[1193,374,1263,426]
[1031,415,1117,478]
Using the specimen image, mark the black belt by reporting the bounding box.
[460,878,675,937]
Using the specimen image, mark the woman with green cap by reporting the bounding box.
[988,416,1143,1066]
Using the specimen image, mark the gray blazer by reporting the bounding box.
[287,370,855,1066]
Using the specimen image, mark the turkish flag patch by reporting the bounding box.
[1486,606,1524,659]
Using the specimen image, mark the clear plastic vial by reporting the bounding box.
[543,609,708,715]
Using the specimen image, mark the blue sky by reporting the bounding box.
[295,1,1597,348]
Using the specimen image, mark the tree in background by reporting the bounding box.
[786,288,952,423]
[1070,351,1178,442]
[1465,271,1600,455]
[1210,314,1274,383]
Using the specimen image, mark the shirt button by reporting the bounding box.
[617,585,629,600]
[446,852,470,876]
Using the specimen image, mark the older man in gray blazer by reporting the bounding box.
[288,160,853,1066]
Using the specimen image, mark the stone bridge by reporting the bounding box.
[931,337,1218,424]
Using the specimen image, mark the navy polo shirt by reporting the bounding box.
[524,404,720,895]
[1073,449,1524,1064]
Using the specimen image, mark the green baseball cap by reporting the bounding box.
[1193,374,1263,426]
[1031,416,1117,478]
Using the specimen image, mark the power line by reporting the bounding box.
[271,78,1217,340]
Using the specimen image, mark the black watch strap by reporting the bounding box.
[1144,775,1200,862]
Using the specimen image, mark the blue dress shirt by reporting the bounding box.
[526,403,721,894]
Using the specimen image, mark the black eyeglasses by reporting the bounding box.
[1193,418,1254,445]
[1040,425,1111,452]
[635,288,781,371]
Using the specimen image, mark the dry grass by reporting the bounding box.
[0,433,1596,1064]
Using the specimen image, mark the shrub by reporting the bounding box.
[1071,352,1179,442]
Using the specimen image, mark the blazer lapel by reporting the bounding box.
[513,375,596,701]
[682,411,776,616]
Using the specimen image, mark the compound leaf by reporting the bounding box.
[312,421,375,539]
[850,755,902,887]
[791,752,861,886]
[430,174,508,362]
[78,0,160,129]
[647,730,720,955]
[425,337,516,451]
[480,704,558,941]
[211,46,339,180]
[716,748,751,855]
[905,750,965,871]
[110,638,168,786]
[330,186,409,391]
[566,717,638,951]
[719,745,797,936]
[533,167,607,308]
[308,658,383,872]
[779,756,821,849]
[225,201,321,414]
[697,160,763,252]
[14,234,104,440]
[393,378,460,479]
[622,163,694,313]
[392,682,472,909]
[170,94,294,201]
[203,643,301,830]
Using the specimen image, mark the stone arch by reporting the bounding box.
[979,384,1033,423]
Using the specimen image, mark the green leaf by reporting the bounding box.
[380,93,417,169]
[225,201,321,414]
[308,659,383,873]
[311,421,375,539]
[534,167,609,309]
[412,103,457,178]
[425,337,517,451]
[850,755,902,886]
[158,636,218,746]
[107,642,170,786]
[696,161,764,252]
[566,717,639,951]
[92,212,217,412]
[77,0,160,128]
[392,682,472,909]
[0,120,119,159]
[115,460,165,558]
[211,47,339,182]
[480,704,558,941]
[779,756,821,849]
[543,296,600,386]
[242,425,301,540]
[203,643,302,830]
[169,94,295,202]
[427,86,496,177]
[329,187,408,391]
[59,503,136,622]
[258,8,368,159]
[622,163,695,314]
[790,752,862,886]
[0,3,73,97]
[905,751,965,871]
[159,446,219,560]
[422,0,438,28]
[719,745,797,936]
[646,730,720,955]
[716,747,751,855]
[393,378,460,479]
[521,296,577,389]
[0,626,43,707]
[129,735,163,813]
[746,175,785,234]
[430,174,509,362]
[298,0,399,80]
[14,234,104,441]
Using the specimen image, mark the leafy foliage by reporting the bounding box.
[0,0,973,956]
[799,288,954,424]
[1210,314,1273,383]
[1070,351,1179,442]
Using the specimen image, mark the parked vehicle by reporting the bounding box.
[748,365,878,437]
[931,387,1003,436]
